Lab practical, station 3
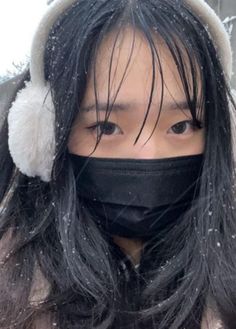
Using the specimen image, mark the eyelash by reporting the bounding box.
[86,120,203,136]
[168,120,203,134]
[86,121,123,136]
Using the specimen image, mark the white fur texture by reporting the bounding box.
[8,81,55,182]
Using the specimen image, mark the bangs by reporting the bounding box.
[84,3,205,149]
[44,0,226,161]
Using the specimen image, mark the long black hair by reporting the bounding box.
[0,0,236,328]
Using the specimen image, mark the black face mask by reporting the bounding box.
[69,153,203,239]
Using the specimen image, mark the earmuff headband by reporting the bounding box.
[30,0,77,85]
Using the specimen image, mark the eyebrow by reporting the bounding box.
[80,100,200,113]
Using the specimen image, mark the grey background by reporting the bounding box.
[207,0,236,87]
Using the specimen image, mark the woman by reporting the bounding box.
[0,0,235,328]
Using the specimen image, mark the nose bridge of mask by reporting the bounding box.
[70,153,203,208]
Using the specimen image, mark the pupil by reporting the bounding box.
[172,122,187,134]
[101,122,115,135]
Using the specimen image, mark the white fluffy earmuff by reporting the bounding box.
[8,0,78,182]
[7,0,233,182]
[8,82,54,182]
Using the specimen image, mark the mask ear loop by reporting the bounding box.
[6,0,233,182]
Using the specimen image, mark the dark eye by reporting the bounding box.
[87,121,123,136]
[168,121,196,135]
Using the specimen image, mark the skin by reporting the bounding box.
[68,28,205,265]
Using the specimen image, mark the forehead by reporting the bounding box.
[82,27,198,108]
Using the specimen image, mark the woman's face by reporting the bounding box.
[68,28,204,158]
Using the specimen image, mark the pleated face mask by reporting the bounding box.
[69,153,203,239]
